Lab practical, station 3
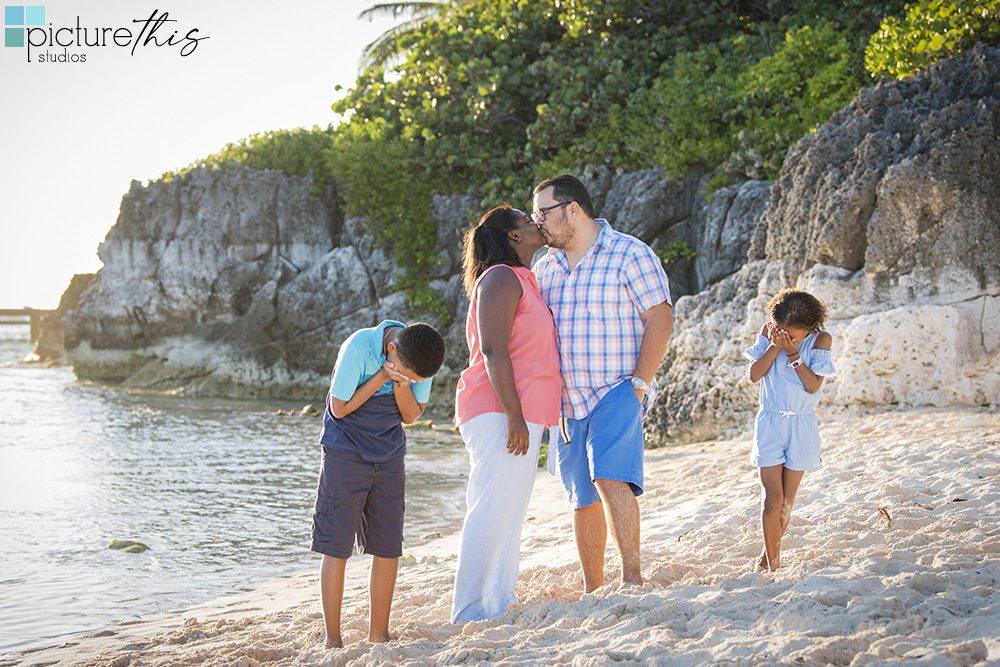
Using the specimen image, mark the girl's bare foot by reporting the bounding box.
[325,636,343,649]
[367,631,398,643]
[755,550,779,572]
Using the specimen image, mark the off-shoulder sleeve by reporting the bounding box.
[809,348,837,377]
[743,335,770,361]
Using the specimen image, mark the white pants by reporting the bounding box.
[451,413,544,623]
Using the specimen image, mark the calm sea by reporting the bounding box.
[0,325,469,655]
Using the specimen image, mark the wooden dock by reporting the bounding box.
[0,308,54,342]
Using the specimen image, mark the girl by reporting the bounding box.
[744,288,836,572]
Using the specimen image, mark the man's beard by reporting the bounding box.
[540,225,570,249]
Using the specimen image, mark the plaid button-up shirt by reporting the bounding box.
[533,219,672,419]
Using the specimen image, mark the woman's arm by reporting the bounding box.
[476,267,530,455]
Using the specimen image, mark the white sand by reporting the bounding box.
[7,407,1000,667]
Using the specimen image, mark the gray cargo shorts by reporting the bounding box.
[310,446,405,559]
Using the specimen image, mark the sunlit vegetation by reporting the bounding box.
[866,0,1000,78]
[170,0,998,316]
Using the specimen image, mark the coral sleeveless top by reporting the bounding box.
[454,264,561,426]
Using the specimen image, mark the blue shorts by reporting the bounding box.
[750,410,823,471]
[553,381,645,509]
[310,446,405,559]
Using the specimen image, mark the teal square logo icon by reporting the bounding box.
[5,5,42,47]
[5,6,24,25]
[4,25,23,46]
[25,5,42,25]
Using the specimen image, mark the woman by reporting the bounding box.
[451,205,561,623]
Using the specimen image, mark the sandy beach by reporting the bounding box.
[6,407,999,667]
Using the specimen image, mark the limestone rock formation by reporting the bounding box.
[649,44,1000,445]
[583,168,769,298]
[32,272,94,361]
[62,159,764,412]
[63,165,477,405]
[61,47,998,437]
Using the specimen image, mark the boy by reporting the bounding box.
[310,320,446,647]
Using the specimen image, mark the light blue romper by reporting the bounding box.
[743,331,837,471]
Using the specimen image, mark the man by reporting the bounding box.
[531,174,673,592]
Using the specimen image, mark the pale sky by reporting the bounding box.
[0,0,397,308]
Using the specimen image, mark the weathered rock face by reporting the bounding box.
[63,161,764,412]
[649,45,1000,445]
[584,169,769,298]
[752,44,1000,277]
[63,165,478,404]
[63,47,998,436]
[33,272,94,361]
[694,180,771,290]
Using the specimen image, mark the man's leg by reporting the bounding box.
[319,555,347,648]
[573,500,607,592]
[368,555,398,642]
[595,478,642,587]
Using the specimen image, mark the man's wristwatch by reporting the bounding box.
[630,375,649,391]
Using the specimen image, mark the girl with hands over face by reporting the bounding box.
[744,289,837,573]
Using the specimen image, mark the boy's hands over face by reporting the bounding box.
[383,360,417,385]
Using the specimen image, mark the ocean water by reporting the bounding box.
[0,325,469,655]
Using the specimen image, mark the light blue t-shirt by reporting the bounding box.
[330,320,434,403]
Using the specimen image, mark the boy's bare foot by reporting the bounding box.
[618,575,644,591]
[325,636,343,649]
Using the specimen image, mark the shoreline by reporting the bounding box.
[6,406,999,667]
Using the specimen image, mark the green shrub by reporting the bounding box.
[169,0,915,317]
[610,22,870,185]
[165,127,334,196]
[866,0,1000,78]
[656,241,697,265]
[726,23,865,180]
[325,122,452,322]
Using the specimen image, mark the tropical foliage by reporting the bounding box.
[165,128,333,194]
[176,0,1000,316]
[356,1,474,70]
[866,0,1000,78]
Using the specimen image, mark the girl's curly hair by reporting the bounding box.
[768,289,828,331]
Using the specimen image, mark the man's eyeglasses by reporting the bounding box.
[531,201,570,225]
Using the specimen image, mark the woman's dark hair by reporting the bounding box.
[533,173,595,219]
[768,289,828,331]
[396,322,446,380]
[461,205,525,297]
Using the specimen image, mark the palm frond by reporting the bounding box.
[355,0,479,71]
[358,2,444,22]
[358,17,429,71]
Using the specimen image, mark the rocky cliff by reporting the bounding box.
[62,166,477,404]
[63,46,998,434]
[647,44,1000,444]
[62,163,763,415]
